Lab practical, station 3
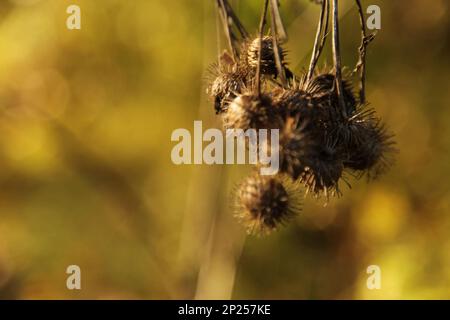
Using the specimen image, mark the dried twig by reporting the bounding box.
[354,0,376,105]
[269,0,287,86]
[331,0,347,117]
[223,0,249,39]
[216,0,248,60]
[256,0,270,96]
[307,0,330,83]
[270,0,288,42]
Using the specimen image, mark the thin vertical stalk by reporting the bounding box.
[307,0,330,83]
[331,0,347,118]
[216,0,249,60]
[256,0,270,96]
[224,0,249,39]
[270,0,288,42]
[269,0,287,86]
[355,0,374,105]
[217,0,236,58]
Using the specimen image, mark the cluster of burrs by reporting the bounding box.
[207,0,396,235]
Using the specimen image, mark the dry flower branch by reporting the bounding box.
[354,0,376,105]
[216,0,248,60]
[269,0,287,86]
[331,0,347,117]
[270,0,288,42]
[207,0,396,236]
[307,0,330,83]
[256,0,270,96]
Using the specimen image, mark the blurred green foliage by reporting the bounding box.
[0,0,449,299]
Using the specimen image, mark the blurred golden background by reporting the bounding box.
[0,0,449,299]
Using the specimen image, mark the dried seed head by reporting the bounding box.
[278,123,314,180]
[245,36,286,77]
[304,73,357,115]
[280,115,345,196]
[234,174,302,235]
[222,92,282,130]
[272,88,330,124]
[278,131,345,198]
[344,110,396,178]
[300,143,345,197]
[207,52,249,114]
[209,70,246,114]
[272,88,345,197]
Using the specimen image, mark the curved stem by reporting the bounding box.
[355,0,375,105]
[307,0,330,83]
[224,0,249,39]
[331,0,347,118]
[256,0,270,96]
[216,0,248,60]
[270,0,288,42]
[269,0,287,87]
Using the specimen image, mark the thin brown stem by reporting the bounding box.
[217,0,237,59]
[270,0,288,42]
[319,0,330,58]
[216,0,249,60]
[354,0,375,105]
[269,0,287,87]
[307,0,330,83]
[331,0,347,118]
[223,0,249,39]
[256,0,270,96]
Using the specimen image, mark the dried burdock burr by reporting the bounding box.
[344,108,396,178]
[273,93,344,197]
[207,52,249,114]
[222,90,282,131]
[234,173,302,235]
[303,72,357,116]
[272,85,331,124]
[205,0,397,236]
[300,141,345,197]
[244,36,291,80]
[277,117,316,180]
